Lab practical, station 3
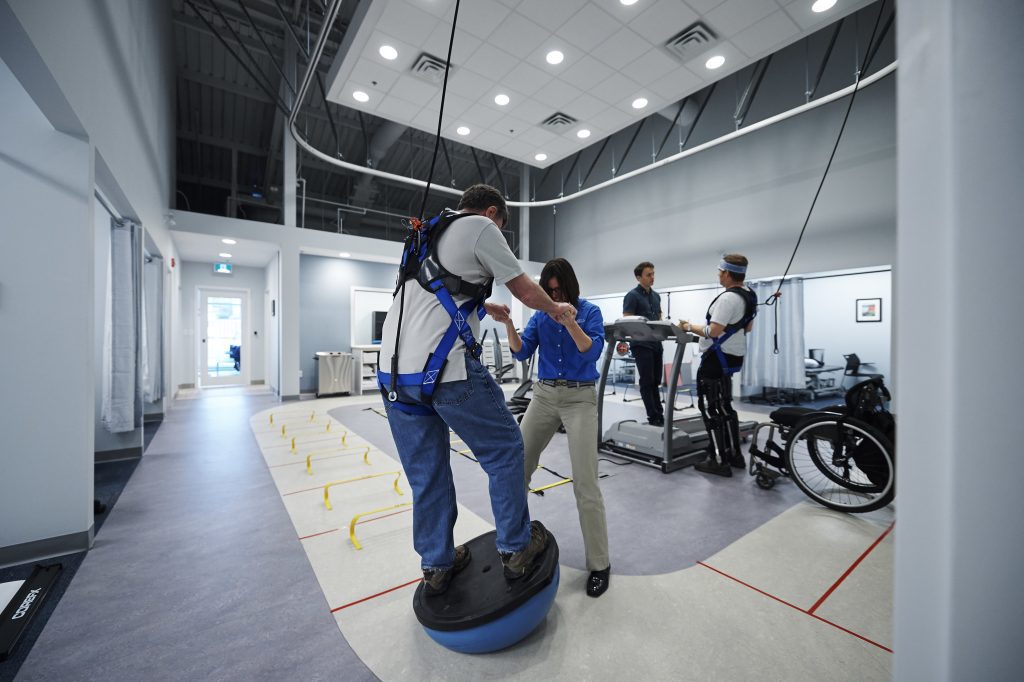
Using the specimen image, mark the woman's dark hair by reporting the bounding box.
[540,258,581,307]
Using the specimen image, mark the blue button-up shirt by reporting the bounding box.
[510,298,605,381]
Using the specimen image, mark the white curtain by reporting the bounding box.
[101,219,142,433]
[742,278,806,390]
[142,256,163,403]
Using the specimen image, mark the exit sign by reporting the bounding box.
[214,262,232,274]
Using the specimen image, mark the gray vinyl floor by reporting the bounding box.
[15,383,894,681]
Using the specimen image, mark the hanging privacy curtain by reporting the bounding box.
[142,256,163,403]
[742,278,806,391]
[101,218,143,433]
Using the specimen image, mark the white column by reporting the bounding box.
[278,243,301,398]
[519,164,530,261]
[894,1,1024,678]
[283,42,297,229]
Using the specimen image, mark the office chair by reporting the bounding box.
[842,353,883,386]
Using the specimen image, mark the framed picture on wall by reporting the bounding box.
[856,298,882,323]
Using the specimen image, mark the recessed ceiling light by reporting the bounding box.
[339,252,351,258]
[219,252,232,258]
[456,126,470,136]
[379,45,398,60]
[545,50,564,65]
[494,93,510,106]
[632,97,649,109]
[577,128,591,139]
[620,0,640,5]
[811,0,837,12]
[705,55,725,70]
[221,238,236,245]
[352,90,369,102]
[534,153,547,161]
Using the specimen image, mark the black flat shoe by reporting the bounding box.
[587,566,610,598]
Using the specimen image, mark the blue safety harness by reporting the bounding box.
[379,210,492,415]
[705,287,758,376]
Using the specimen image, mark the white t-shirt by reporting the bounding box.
[698,289,751,357]
[379,214,523,383]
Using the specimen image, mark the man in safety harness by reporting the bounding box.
[677,254,757,478]
[379,184,575,596]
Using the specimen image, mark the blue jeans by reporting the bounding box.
[383,353,532,570]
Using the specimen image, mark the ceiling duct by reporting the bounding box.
[410,52,455,85]
[541,112,578,128]
[663,21,718,63]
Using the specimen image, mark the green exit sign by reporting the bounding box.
[214,262,232,274]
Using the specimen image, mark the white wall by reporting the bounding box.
[178,262,267,388]
[803,269,891,383]
[0,58,94,556]
[265,253,280,395]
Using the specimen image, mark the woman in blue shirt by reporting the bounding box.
[490,258,611,597]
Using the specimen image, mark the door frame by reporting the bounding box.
[197,286,251,387]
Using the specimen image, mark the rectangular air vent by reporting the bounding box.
[663,21,718,62]
[541,112,578,128]
[411,52,455,84]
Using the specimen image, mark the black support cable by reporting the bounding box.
[469,146,488,184]
[766,1,888,352]
[863,5,894,73]
[185,0,291,116]
[440,139,455,186]
[489,152,508,198]
[272,0,311,60]
[619,119,646,171]
[581,137,610,188]
[680,83,715,150]
[734,55,772,129]
[314,71,342,156]
[656,97,689,159]
[206,1,283,105]
[809,19,844,100]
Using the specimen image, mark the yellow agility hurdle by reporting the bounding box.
[529,478,573,494]
[307,446,371,475]
[323,471,404,511]
[349,502,413,550]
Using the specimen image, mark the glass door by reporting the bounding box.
[200,289,247,387]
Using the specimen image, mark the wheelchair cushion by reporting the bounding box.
[769,407,817,428]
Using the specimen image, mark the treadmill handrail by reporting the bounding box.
[604,317,690,344]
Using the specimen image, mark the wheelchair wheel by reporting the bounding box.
[785,414,894,513]
[755,472,775,490]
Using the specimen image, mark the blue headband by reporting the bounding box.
[719,260,747,275]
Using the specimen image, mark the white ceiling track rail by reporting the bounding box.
[290,0,896,211]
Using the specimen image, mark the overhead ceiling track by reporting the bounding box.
[290,0,897,210]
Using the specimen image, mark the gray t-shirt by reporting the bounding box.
[698,289,750,356]
[379,214,523,383]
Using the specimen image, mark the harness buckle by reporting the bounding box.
[387,391,398,402]
[468,342,482,360]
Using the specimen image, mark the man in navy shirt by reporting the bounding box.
[622,262,664,426]
[493,258,611,597]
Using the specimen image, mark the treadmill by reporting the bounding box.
[597,317,755,473]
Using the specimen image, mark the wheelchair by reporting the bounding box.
[747,377,895,513]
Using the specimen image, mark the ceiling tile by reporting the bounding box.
[407,0,456,19]
[446,69,498,101]
[532,79,584,110]
[364,30,418,72]
[705,0,779,36]
[619,48,681,86]
[487,13,550,59]
[374,93,422,122]
[732,10,801,58]
[499,96,551,125]
[378,0,440,46]
[590,0,646,23]
[592,25,651,71]
[629,0,701,45]
[454,0,512,37]
[647,66,704,98]
[555,4,621,53]
[350,58,402,93]
[423,91,474,119]
[463,44,520,80]
[472,129,513,151]
[683,40,747,79]
[559,56,616,93]
[515,0,590,31]
[501,60,554,96]
[784,0,873,31]
[342,81,387,113]
[586,106,634,134]
[683,0,729,14]
[422,26,483,64]
[613,89,670,117]
[514,126,557,146]
[392,73,441,103]
[588,71,642,105]
[563,92,607,122]
[494,114,533,137]
[461,103,507,128]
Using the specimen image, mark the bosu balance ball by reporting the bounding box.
[412,527,559,654]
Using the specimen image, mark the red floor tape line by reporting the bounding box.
[330,577,422,613]
[299,529,339,541]
[697,561,893,654]
[809,522,895,614]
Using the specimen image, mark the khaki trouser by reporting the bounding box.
[520,382,610,571]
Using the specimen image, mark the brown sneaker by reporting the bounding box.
[422,544,472,596]
[499,521,549,580]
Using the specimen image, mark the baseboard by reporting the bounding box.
[144,413,164,424]
[281,394,301,401]
[95,447,142,463]
[178,383,195,390]
[250,379,265,385]
[0,526,94,569]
